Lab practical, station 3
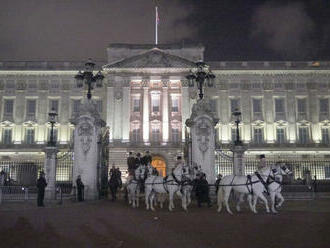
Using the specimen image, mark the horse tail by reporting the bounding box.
[217,185,224,212]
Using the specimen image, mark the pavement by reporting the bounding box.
[0,198,330,248]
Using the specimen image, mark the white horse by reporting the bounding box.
[126,165,146,208]
[144,163,191,211]
[267,163,292,213]
[217,166,277,215]
[235,163,292,214]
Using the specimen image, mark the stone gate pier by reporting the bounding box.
[72,99,105,200]
[186,99,219,184]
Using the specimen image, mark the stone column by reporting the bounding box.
[44,146,58,200]
[186,99,219,184]
[162,85,169,144]
[230,144,247,176]
[143,86,149,143]
[122,84,130,142]
[106,83,114,141]
[181,81,190,142]
[72,99,105,200]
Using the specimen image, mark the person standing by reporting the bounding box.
[195,173,211,208]
[127,152,136,176]
[109,167,120,201]
[37,172,47,207]
[135,153,142,169]
[76,175,84,202]
[142,151,152,166]
[257,154,267,170]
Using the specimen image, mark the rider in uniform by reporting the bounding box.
[127,152,136,176]
[257,154,267,170]
[142,150,152,166]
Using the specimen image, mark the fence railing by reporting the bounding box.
[215,152,330,181]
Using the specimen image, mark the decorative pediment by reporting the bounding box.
[103,48,196,69]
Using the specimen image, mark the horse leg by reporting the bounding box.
[270,192,278,213]
[150,192,156,211]
[252,195,258,213]
[276,192,285,208]
[224,188,233,215]
[247,194,254,213]
[145,190,150,210]
[236,193,244,212]
[168,192,174,211]
[181,191,187,211]
[136,189,140,208]
[257,193,270,213]
[217,187,224,213]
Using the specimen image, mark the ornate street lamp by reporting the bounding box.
[74,59,104,99]
[48,108,58,147]
[233,108,242,145]
[186,61,215,100]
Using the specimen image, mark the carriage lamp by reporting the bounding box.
[186,61,215,100]
[48,108,58,147]
[74,58,104,99]
[233,108,242,145]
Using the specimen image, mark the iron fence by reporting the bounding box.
[215,151,330,181]
[0,160,44,186]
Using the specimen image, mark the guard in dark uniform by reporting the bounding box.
[195,173,211,207]
[135,153,142,169]
[37,171,47,207]
[76,175,84,202]
[142,151,152,166]
[127,152,136,176]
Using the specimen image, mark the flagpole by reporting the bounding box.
[155,6,158,45]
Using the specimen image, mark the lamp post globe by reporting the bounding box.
[186,61,215,100]
[74,58,104,100]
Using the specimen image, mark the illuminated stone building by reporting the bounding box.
[0,44,330,180]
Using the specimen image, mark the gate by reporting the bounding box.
[98,127,110,198]
[56,151,74,194]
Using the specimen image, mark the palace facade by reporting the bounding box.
[1,44,330,180]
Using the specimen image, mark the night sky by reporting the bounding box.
[0,0,329,61]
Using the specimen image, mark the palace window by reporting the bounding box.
[49,99,59,113]
[132,128,140,143]
[171,128,180,143]
[321,128,330,145]
[171,96,179,113]
[252,98,262,114]
[25,129,35,144]
[2,129,12,145]
[276,128,286,144]
[133,98,140,112]
[151,127,160,143]
[26,99,36,119]
[230,98,240,113]
[151,96,160,113]
[297,98,307,114]
[72,99,81,116]
[275,98,285,114]
[298,126,309,144]
[4,99,14,117]
[253,127,264,144]
[320,98,329,115]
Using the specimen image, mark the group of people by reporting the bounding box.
[127,151,153,176]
